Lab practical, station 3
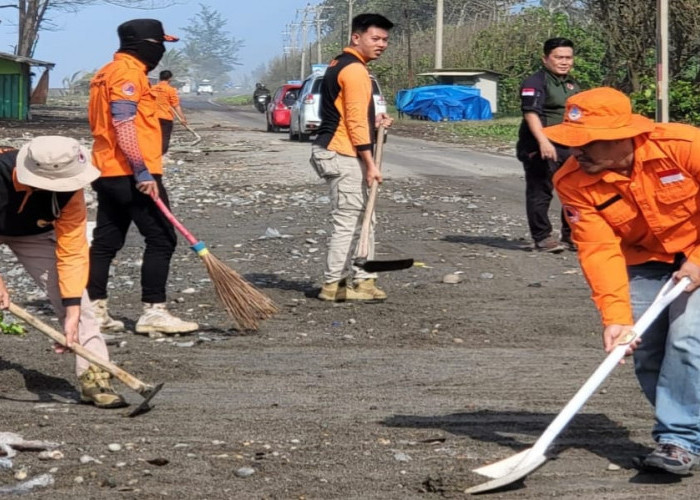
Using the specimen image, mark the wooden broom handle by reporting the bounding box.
[357,125,385,260]
[8,302,148,392]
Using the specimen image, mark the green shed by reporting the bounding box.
[0,51,54,120]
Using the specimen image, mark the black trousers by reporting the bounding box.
[87,175,177,304]
[522,154,571,243]
[159,118,173,154]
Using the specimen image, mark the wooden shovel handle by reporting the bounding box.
[8,303,148,393]
[357,125,385,260]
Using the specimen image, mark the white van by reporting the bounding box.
[289,74,387,142]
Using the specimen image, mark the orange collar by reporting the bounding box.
[12,169,30,192]
[114,52,148,73]
[12,170,34,214]
[343,47,368,65]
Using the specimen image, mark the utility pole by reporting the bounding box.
[347,0,355,43]
[298,4,313,81]
[435,0,443,69]
[282,25,291,78]
[314,4,333,64]
[656,0,669,122]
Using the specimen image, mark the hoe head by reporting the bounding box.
[125,383,164,418]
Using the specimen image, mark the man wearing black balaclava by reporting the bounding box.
[87,19,199,336]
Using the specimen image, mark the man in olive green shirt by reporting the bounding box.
[516,37,581,252]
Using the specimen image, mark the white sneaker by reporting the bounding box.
[135,303,198,335]
[91,299,125,333]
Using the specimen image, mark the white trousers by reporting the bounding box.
[0,231,110,377]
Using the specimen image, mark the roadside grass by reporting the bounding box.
[390,113,519,151]
[217,95,251,106]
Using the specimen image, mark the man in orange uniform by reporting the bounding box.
[546,87,700,475]
[87,19,198,336]
[311,13,394,302]
[153,70,187,155]
[0,136,126,408]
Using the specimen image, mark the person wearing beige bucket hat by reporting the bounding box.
[546,86,700,475]
[0,136,127,409]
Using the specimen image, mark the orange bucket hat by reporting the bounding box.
[543,87,654,147]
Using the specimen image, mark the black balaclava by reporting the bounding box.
[117,19,169,71]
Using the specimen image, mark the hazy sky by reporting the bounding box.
[0,0,318,85]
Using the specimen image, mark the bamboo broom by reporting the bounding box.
[151,195,277,330]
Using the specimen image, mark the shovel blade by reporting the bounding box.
[466,451,547,494]
[360,258,414,273]
[473,448,533,478]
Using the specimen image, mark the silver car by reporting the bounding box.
[289,74,387,142]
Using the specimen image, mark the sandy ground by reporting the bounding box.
[0,102,698,499]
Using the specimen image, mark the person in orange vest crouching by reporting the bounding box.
[546,87,700,475]
[0,136,127,408]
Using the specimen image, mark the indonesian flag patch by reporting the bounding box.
[521,87,535,96]
[658,168,685,185]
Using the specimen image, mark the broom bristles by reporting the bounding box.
[201,253,277,331]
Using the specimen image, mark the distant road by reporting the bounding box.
[182,97,522,181]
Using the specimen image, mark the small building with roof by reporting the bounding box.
[0,51,55,120]
[416,69,503,113]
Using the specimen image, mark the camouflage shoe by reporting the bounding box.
[79,365,128,409]
[318,281,347,302]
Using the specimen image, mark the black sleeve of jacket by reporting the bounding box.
[519,71,546,115]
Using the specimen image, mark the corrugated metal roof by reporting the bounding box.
[0,51,55,68]
[418,68,504,77]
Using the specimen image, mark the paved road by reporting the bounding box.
[182,97,523,181]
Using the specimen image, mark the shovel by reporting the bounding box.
[8,303,164,418]
[466,276,689,494]
[354,125,414,273]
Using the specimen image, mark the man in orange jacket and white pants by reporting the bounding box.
[546,87,700,475]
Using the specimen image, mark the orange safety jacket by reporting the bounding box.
[153,80,180,121]
[554,123,700,326]
[0,161,89,306]
[314,47,375,157]
[88,52,162,177]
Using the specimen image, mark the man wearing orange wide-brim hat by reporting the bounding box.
[545,86,700,475]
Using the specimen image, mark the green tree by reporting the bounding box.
[180,3,244,88]
[152,48,190,83]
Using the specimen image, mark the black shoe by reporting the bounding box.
[560,236,577,252]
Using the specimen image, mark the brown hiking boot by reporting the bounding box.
[318,281,347,302]
[346,278,387,301]
[91,299,125,333]
[79,365,128,409]
[534,236,565,253]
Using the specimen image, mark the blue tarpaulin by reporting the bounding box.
[395,85,492,121]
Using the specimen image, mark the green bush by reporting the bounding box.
[631,77,700,125]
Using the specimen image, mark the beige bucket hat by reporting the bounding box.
[16,136,100,192]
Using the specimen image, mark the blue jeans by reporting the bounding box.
[629,262,700,454]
